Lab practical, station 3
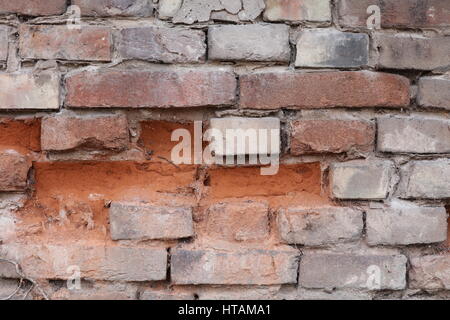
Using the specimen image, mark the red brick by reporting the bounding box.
[0,150,30,191]
[0,0,67,16]
[290,119,375,154]
[19,25,112,62]
[239,71,410,109]
[41,115,129,151]
[65,68,236,108]
[338,0,450,28]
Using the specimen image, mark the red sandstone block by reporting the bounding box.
[19,25,112,62]
[41,115,129,151]
[65,68,237,108]
[291,119,375,154]
[0,150,30,191]
[0,0,67,16]
[239,71,410,109]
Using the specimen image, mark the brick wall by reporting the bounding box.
[0,0,449,300]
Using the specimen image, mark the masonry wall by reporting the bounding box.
[0,0,449,300]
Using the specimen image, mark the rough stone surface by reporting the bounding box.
[377,116,450,154]
[366,201,448,245]
[171,248,299,285]
[0,0,67,16]
[118,27,206,63]
[19,25,112,62]
[0,72,60,110]
[208,117,280,157]
[375,34,450,70]
[109,202,194,240]
[338,0,450,28]
[410,255,450,290]
[418,76,450,110]
[206,201,269,241]
[290,119,375,154]
[264,0,331,22]
[0,244,167,281]
[299,253,407,290]
[240,71,410,109]
[208,25,290,62]
[0,25,8,61]
[399,160,450,199]
[295,29,369,68]
[330,160,394,200]
[278,207,363,245]
[0,150,30,191]
[66,68,236,108]
[73,0,154,17]
[41,115,129,152]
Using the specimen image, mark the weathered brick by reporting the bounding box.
[330,160,394,200]
[73,0,153,17]
[240,71,410,109]
[118,27,205,63]
[418,76,450,110]
[51,282,137,300]
[0,150,30,192]
[399,160,450,199]
[206,201,269,241]
[0,244,167,281]
[159,0,265,24]
[208,24,290,62]
[171,248,299,285]
[0,25,8,61]
[338,0,450,29]
[41,115,129,152]
[410,255,450,290]
[65,68,236,108]
[291,119,374,154]
[295,29,369,68]
[278,207,363,245]
[377,116,450,154]
[109,202,194,240]
[367,201,448,245]
[0,72,60,110]
[375,34,450,70]
[299,253,407,290]
[19,25,112,62]
[0,0,67,16]
[208,117,280,157]
[0,279,21,300]
[264,0,331,23]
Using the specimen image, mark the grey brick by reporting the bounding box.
[330,160,394,200]
[278,207,363,246]
[375,33,450,70]
[118,27,206,63]
[295,29,368,68]
[399,160,450,199]
[377,116,450,154]
[109,202,194,240]
[208,24,290,62]
[299,253,407,290]
[171,248,299,285]
[367,201,448,245]
[0,244,167,281]
[418,76,450,110]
